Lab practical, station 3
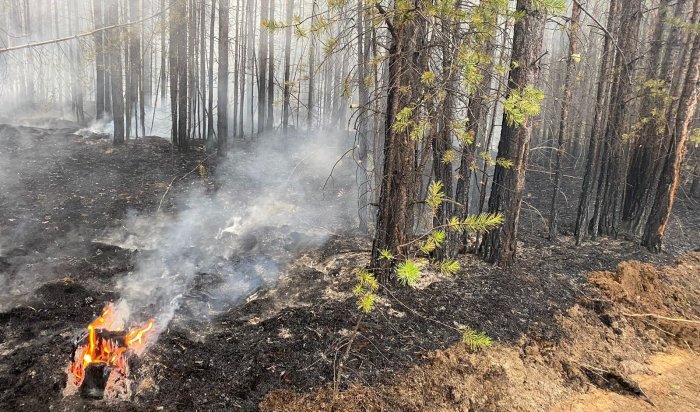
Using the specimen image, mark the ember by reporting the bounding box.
[67,304,154,399]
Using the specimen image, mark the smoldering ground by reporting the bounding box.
[93,129,359,337]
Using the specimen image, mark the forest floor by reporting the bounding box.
[0,121,699,411]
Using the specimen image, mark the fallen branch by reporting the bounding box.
[157,154,214,213]
[622,312,700,326]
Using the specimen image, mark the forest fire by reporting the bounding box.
[67,304,154,399]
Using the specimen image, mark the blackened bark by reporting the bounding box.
[575,0,618,244]
[207,0,216,140]
[282,0,293,132]
[371,2,425,276]
[306,0,317,129]
[217,0,229,156]
[548,0,582,240]
[642,0,700,252]
[479,0,545,266]
[93,0,106,120]
[106,0,125,145]
[594,0,643,237]
[356,0,370,233]
[266,0,274,130]
[257,0,269,132]
[622,0,683,235]
[176,0,188,152]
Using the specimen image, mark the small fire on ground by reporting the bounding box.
[65,303,155,399]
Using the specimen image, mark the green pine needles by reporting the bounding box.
[353,269,379,313]
[461,327,493,351]
[396,260,423,287]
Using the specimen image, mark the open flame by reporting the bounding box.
[68,304,154,396]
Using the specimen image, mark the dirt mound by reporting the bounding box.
[589,254,700,349]
[261,254,700,411]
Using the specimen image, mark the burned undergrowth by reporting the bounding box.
[0,125,699,411]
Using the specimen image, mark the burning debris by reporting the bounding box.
[66,303,154,399]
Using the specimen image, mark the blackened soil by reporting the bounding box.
[0,125,698,411]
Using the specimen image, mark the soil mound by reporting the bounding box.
[261,254,700,411]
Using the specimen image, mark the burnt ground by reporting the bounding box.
[0,123,698,411]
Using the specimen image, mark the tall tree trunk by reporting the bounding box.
[107,0,125,145]
[594,0,643,237]
[160,0,167,103]
[548,0,582,240]
[371,1,426,276]
[642,0,700,252]
[238,0,248,138]
[457,3,499,249]
[356,0,370,233]
[257,0,269,132]
[169,0,179,146]
[266,0,274,130]
[306,0,317,129]
[432,12,459,260]
[575,0,618,244]
[623,0,686,234]
[479,0,545,266]
[177,0,188,151]
[217,0,229,155]
[282,0,294,132]
[93,0,106,120]
[199,0,207,139]
[207,0,216,140]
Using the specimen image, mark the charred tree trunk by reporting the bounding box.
[257,0,269,133]
[306,0,317,129]
[456,6,498,250]
[356,0,370,233]
[266,0,274,130]
[207,0,216,140]
[432,13,459,260]
[642,0,700,252]
[217,0,229,156]
[282,0,293,132]
[479,0,545,266]
[106,0,125,145]
[160,0,167,103]
[594,0,643,238]
[176,0,188,152]
[371,2,425,276]
[93,0,106,120]
[169,0,179,146]
[548,0,582,240]
[623,0,686,235]
[574,0,619,244]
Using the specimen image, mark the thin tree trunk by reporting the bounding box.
[257,0,269,132]
[282,0,293,132]
[107,0,125,145]
[306,0,317,129]
[266,0,274,130]
[207,0,216,140]
[595,0,643,237]
[93,0,106,120]
[217,0,229,155]
[548,0,582,240]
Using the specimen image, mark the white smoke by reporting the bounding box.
[100,130,357,334]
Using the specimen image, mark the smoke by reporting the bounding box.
[75,105,175,139]
[100,130,357,334]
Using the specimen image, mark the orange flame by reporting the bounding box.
[70,305,155,386]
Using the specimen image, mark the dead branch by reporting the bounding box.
[622,312,700,325]
[0,8,167,54]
